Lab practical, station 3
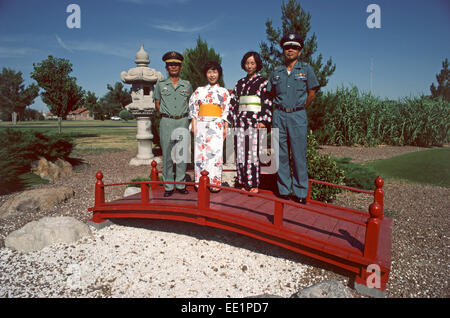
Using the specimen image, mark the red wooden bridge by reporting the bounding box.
[88,161,392,297]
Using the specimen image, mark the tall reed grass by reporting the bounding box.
[308,86,450,146]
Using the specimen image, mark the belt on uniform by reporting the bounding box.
[198,103,222,117]
[161,113,188,119]
[275,105,305,113]
[239,95,261,113]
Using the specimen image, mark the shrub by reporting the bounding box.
[309,86,450,146]
[0,129,74,194]
[31,131,73,161]
[390,96,450,146]
[0,147,26,194]
[119,109,134,121]
[306,131,345,202]
[129,177,151,188]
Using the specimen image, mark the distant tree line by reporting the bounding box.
[0,56,132,127]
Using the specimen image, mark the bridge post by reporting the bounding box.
[198,170,210,210]
[94,171,105,207]
[363,176,384,260]
[306,180,312,201]
[364,196,382,260]
[141,183,149,204]
[274,201,284,228]
[150,160,159,190]
[374,177,384,219]
[355,184,385,297]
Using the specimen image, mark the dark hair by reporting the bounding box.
[241,51,262,73]
[203,61,223,78]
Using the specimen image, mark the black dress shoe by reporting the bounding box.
[277,194,290,200]
[163,190,174,197]
[291,196,307,205]
[176,188,189,194]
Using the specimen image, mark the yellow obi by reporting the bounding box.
[198,103,222,117]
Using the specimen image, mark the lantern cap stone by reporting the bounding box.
[135,44,150,66]
[121,45,163,84]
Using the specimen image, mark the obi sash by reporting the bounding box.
[198,103,222,117]
[239,95,261,112]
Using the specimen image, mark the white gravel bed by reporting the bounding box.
[0,220,312,298]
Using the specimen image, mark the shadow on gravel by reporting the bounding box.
[66,157,91,171]
[108,216,353,283]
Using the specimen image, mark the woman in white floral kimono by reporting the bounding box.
[189,61,231,192]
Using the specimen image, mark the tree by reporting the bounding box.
[430,58,449,101]
[119,109,134,121]
[259,0,336,88]
[0,68,39,121]
[84,91,105,120]
[180,36,225,91]
[31,55,84,132]
[99,82,132,118]
[23,108,44,121]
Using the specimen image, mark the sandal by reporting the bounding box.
[249,188,259,194]
[209,187,221,193]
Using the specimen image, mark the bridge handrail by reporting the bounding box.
[103,181,196,187]
[308,179,374,196]
[203,183,367,227]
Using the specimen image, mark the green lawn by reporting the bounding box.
[366,147,450,188]
[1,120,139,156]
[1,119,136,127]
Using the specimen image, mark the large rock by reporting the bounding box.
[31,157,73,182]
[291,280,354,298]
[0,186,75,219]
[5,216,92,253]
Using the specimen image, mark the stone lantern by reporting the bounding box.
[121,45,164,166]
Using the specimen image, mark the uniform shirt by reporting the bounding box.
[188,84,231,123]
[267,61,319,109]
[153,78,193,116]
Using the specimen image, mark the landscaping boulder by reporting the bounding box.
[290,280,354,298]
[5,216,92,253]
[31,157,73,182]
[0,186,75,219]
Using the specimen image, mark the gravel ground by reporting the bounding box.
[317,145,429,163]
[319,145,450,298]
[0,146,448,298]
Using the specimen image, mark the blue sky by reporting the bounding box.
[0,0,449,112]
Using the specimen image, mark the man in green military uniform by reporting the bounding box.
[267,33,320,204]
[154,51,193,197]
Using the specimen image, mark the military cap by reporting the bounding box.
[280,33,304,49]
[162,51,183,64]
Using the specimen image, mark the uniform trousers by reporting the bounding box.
[272,108,308,198]
[159,117,189,191]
